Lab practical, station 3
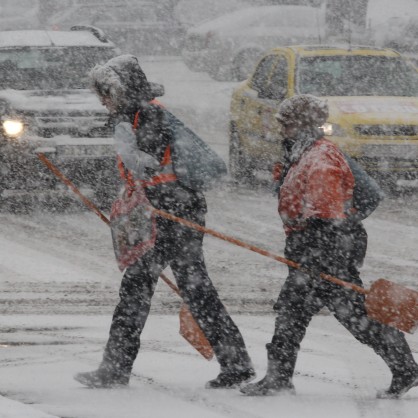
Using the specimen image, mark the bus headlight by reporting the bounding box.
[3,120,24,138]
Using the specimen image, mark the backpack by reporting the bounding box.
[162,109,227,192]
[344,154,385,220]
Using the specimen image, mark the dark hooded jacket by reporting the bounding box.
[91,55,207,220]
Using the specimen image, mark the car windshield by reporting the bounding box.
[0,46,115,90]
[297,55,418,96]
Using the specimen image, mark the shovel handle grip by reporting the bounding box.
[319,272,368,295]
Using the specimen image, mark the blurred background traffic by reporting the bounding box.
[1,0,417,77]
[1,0,418,211]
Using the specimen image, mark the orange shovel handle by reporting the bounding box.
[38,152,367,296]
[149,207,369,296]
[38,153,110,226]
[38,153,181,295]
[38,154,215,359]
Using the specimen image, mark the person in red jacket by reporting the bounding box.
[241,94,418,398]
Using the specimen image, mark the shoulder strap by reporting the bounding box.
[118,101,176,194]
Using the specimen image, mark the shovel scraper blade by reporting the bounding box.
[179,304,214,360]
[365,279,418,334]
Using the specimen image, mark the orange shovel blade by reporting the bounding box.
[179,304,214,360]
[365,279,418,334]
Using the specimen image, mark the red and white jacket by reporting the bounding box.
[278,138,355,235]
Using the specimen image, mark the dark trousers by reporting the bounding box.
[268,223,417,380]
[102,214,252,376]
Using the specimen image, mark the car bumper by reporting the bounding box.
[0,135,119,204]
[239,134,418,180]
[334,138,418,177]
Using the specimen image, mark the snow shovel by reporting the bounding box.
[37,153,214,360]
[146,206,418,335]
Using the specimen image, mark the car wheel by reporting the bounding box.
[232,49,263,81]
[229,122,255,183]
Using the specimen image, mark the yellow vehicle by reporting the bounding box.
[230,45,418,189]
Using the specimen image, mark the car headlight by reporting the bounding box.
[321,123,346,137]
[2,120,24,138]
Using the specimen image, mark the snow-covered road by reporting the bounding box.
[0,56,418,417]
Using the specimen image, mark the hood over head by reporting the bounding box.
[90,54,163,112]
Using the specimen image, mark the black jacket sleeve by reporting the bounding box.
[134,104,171,162]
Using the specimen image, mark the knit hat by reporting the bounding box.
[275,94,329,128]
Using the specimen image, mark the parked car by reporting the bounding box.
[0,27,119,209]
[230,45,418,191]
[43,0,186,55]
[181,5,325,81]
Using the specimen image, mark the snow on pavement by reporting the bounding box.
[0,314,417,418]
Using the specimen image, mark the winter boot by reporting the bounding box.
[241,345,296,396]
[206,343,256,389]
[206,367,256,389]
[240,360,295,396]
[74,365,130,388]
[377,368,418,399]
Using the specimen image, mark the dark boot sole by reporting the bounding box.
[241,385,296,396]
[205,372,256,389]
[74,373,128,389]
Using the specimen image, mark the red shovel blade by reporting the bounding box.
[179,304,214,360]
[365,279,418,334]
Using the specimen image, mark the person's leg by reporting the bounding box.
[169,221,254,388]
[75,236,169,388]
[241,267,324,395]
[325,283,418,398]
[319,223,418,399]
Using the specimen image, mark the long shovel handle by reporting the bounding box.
[38,153,110,226]
[37,153,182,295]
[38,153,367,296]
[38,154,214,359]
[149,207,368,296]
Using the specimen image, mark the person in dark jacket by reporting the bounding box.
[74,55,254,389]
[241,94,418,398]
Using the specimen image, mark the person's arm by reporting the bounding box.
[300,155,355,273]
[114,122,159,178]
[134,105,170,161]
